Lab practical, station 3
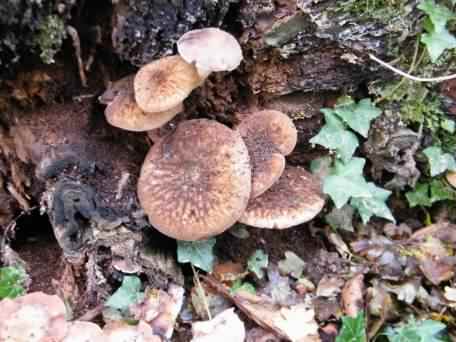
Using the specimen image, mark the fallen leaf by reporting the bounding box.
[191,308,245,342]
[341,274,365,317]
[316,275,344,297]
[278,251,305,279]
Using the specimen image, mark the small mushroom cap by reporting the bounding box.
[0,292,68,342]
[177,28,243,75]
[99,75,134,105]
[239,166,325,229]
[104,74,184,131]
[236,110,297,198]
[103,321,161,342]
[134,55,201,113]
[138,119,251,241]
[446,171,456,188]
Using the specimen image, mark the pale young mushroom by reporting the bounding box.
[134,55,202,113]
[239,166,325,229]
[177,28,243,78]
[137,119,251,241]
[236,110,297,198]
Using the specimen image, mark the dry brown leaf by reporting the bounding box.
[191,308,245,342]
[341,274,365,317]
[203,276,320,342]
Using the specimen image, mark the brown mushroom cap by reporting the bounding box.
[446,171,456,188]
[239,166,325,229]
[177,28,243,76]
[0,292,68,342]
[102,74,184,132]
[236,110,297,198]
[134,55,201,113]
[138,119,251,241]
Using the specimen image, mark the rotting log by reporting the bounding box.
[0,0,419,309]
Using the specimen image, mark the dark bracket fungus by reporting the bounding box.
[49,180,99,261]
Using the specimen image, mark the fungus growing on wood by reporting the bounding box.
[236,110,297,198]
[239,166,324,229]
[138,119,251,241]
[100,74,184,132]
[177,28,243,78]
[134,55,202,113]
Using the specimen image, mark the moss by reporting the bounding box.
[34,15,66,64]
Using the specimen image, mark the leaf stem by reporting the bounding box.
[370,53,456,82]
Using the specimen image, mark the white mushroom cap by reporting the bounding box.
[177,28,243,78]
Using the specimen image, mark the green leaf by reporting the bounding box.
[385,318,447,342]
[406,183,433,207]
[247,249,269,279]
[333,99,382,137]
[177,238,216,272]
[323,158,372,208]
[418,0,454,32]
[406,179,456,207]
[421,28,456,63]
[350,182,395,224]
[336,312,367,342]
[423,146,456,176]
[0,266,27,299]
[105,276,144,312]
[231,279,256,295]
[277,251,305,279]
[310,111,359,162]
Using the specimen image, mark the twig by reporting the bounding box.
[67,26,88,87]
[369,53,456,83]
[191,265,212,320]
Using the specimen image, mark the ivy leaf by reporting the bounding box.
[418,0,454,32]
[247,249,269,279]
[231,279,256,295]
[336,312,367,342]
[423,146,456,176]
[385,318,447,342]
[310,111,359,162]
[406,183,433,207]
[421,28,456,63]
[323,158,372,208]
[177,238,216,272]
[0,266,27,299]
[406,179,456,207]
[105,276,144,312]
[350,182,395,224]
[334,99,382,137]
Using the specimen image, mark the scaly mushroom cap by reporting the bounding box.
[177,28,243,77]
[0,292,68,342]
[138,119,251,241]
[134,55,202,113]
[239,166,324,229]
[236,110,297,198]
[102,75,184,132]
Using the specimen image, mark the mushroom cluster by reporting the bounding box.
[99,28,243,132]
[100,28,325,241]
